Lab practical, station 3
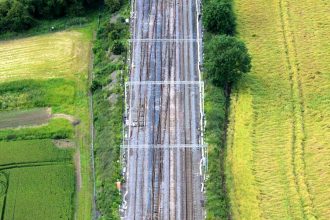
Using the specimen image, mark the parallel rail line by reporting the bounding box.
[121,0,206,219]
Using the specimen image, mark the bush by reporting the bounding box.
[90,79,103,92]
[205,35,251,88]
[0,0,36,32]
[105,0,122,13]
[92,7,128,218]
[0,0,97,34]
[111,40,125,55]
[203,0,236,35]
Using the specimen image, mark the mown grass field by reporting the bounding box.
[226,0,330,219]
[0,31,89,82]
[0,25,94,219]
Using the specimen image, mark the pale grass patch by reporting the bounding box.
[226,88,262,219]
[0,31,90,82]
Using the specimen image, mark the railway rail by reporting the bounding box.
[121,0,206,219]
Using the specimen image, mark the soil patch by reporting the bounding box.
[0,108,51,129]
[53,139,75,149]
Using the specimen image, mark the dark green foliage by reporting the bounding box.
[0,0,35,32]
[205,35,251,88]
[111,40,125,55]
[0,0,101,33]
[202,0,251,218]
[90,79,103,92]
[204,84,230,219]
[92,9,128,219]
[203,0,236,35]
[104,0,122,13]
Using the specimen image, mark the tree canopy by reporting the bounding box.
[203,0,236,35]
[205,35,251,88]
[0,0,101,33]
[104,0,122,13]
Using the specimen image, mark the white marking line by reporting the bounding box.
[121,144,207,149]
[125,81,204,85]
[129,38,202,43]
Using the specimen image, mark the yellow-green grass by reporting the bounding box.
[0,26,95,220]
[0,30,90,82]
[227,0,330,219]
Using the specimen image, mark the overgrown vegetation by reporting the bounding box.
[203,0,251,219]
[104,0,126,13]
[91,3,129,219]
[204,84,229,219]
[0,0,101,33]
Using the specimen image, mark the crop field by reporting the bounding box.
[0,26,94,219]
[0,140,74,219]
[0,31,90,82]
[227,0,330,219]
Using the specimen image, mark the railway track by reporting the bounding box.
[121,0,206,219]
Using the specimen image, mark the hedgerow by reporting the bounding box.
[203,0,251,219]
[91,3,129,219]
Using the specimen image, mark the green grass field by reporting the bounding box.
[226,0,330,219]
[0,139,72,166]
[0,25,94,219]
[3,165,75,220]
[0,79,76,114]
[0,140,74,219]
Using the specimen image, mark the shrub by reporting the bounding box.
[205,35,251,89]
[203,0,236,35]
[105,0,122,13]
[90,79,103,92]
[111,40,125,55]
[0,0,36,32]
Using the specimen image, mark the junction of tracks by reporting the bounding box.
[121,0,206,219]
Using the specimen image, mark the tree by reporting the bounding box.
[5,0,35,31]
[111,40,125,55]
[104,0,121,13]
[205,35,251,90]
[203,0,236,35]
